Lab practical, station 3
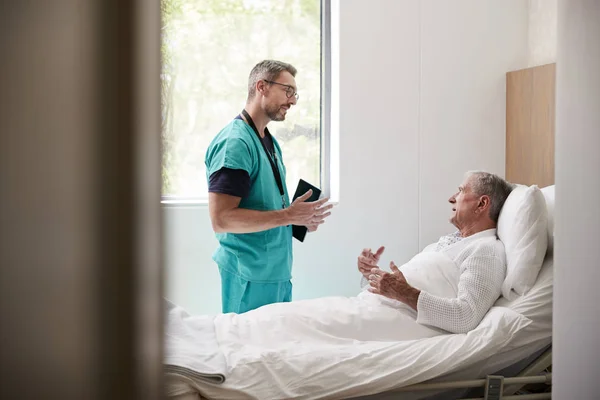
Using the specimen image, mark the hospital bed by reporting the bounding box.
[164,183,555,400]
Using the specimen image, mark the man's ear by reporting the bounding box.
[256,79,267,95]
[478,195,491,211]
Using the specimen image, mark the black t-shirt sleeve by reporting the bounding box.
[208,167,251,198]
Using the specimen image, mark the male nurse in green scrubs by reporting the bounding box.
[205,60,334,314]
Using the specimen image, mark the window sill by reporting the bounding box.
[161,198,208,208]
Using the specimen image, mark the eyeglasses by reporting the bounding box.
[264,80,299,100]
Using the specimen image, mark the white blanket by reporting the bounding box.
[164,251,531,399]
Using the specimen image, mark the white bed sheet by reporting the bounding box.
[164,252,552,400]
[167,307,530,400]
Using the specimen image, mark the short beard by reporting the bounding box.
[265,104,285,121]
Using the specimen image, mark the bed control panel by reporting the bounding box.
[484,375,504,400]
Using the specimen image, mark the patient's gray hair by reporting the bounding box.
[247,60,297,101]
[466,171,514,223]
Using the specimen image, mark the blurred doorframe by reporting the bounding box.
[1,1,164,399]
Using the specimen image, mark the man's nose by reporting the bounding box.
[448,195,456,203]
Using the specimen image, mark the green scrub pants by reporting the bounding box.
[219,267,292,314]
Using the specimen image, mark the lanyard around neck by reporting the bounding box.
[241,109,285,198]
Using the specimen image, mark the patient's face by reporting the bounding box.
[448,176,480,229]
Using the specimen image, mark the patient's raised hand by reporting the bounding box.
[357,246,385,279]
[368,262,420,310]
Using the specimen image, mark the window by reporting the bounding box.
[160,0,330,203]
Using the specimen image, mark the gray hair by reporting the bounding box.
[247,60,297,100]
[466,171,514,223]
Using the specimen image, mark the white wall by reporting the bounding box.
[553,1,600,397]
[164,0,529,315]
[528,0,558,67]
[418,0,527,245]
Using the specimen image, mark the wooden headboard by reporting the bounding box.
[506,63,556,187]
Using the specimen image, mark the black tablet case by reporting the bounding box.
[291,179,322,242]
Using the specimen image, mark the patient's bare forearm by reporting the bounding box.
[213,207,290,234]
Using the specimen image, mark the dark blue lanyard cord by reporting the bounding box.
[241,109,285,198]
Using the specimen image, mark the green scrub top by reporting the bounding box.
[205,118,293,283]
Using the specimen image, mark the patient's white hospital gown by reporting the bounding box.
[363,228,506,334]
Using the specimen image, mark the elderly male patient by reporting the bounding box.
[360,171,513,334]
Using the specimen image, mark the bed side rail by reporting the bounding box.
[388,347,553,399]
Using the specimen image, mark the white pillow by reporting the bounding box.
[497,184,548,300]
[540,185,555,252]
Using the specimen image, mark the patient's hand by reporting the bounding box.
[368,261,421,311]
[357,246,385,279]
